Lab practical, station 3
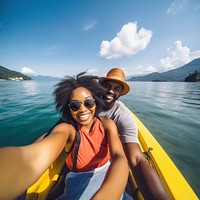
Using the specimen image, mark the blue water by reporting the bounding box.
[0,80,200,197]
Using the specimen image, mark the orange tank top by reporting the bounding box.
[66,117,110,172]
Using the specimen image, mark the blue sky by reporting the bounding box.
[0,0,200,77]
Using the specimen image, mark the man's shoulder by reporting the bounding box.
[99,100,130,118]
[114,100,129,112]
[108,100,132,120]
[116,100,126,107]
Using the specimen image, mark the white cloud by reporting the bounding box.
[167,0,188,15]
[160,40,200,71]
[86,68,98,75]
[144,65,158,73]
[190,50,200,59]
[99,21,153,59]
[21,67,35,74]
[126,65,157,76]
[82,20,97,31]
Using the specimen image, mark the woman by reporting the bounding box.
[0,73,130,200]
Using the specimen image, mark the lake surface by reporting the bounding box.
[0,80,199,197]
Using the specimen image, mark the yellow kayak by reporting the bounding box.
[24,111,198,200]
[129,111,198,200]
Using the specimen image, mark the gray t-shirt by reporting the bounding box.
[99,100,139,144]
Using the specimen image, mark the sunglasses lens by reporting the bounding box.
[101,81,110,89]
[69,101,80,111]
[85,99,95,108]
[69,99,95,111]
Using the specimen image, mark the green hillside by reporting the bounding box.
[0,65,31,80]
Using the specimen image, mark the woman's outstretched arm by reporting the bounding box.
[0,123,70,200]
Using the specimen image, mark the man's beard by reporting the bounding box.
[104,93,118,109]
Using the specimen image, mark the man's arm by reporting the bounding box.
[123,143,170,200]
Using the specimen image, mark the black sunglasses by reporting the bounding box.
[69,99,95,111]
[101,81,123,92]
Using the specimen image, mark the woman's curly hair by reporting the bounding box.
[53,72,106,122]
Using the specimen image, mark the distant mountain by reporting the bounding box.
[127,58,200,82]
[30,75,61,81]
[0,65,31,80]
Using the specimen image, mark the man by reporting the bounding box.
[99,68,170,200]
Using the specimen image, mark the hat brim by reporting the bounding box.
[99,77,130,95]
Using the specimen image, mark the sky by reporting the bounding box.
[0,0,200,78]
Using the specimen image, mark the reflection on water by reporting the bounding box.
[128,82,200,113]
[22,81,38,96]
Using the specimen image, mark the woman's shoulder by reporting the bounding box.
[54,122,76,146]
[51,122,75,135]
[99,117,115,128]
[55,121,72,128]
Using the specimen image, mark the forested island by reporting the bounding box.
[0,66,31,80]
[185,71,200,82]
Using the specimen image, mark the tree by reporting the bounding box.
[185,71,200,82]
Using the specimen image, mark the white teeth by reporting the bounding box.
[106,94,113,100]
[79,114,89,120]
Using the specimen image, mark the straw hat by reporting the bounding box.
[99,68,130,95]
